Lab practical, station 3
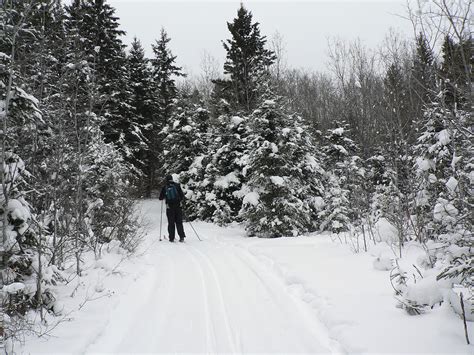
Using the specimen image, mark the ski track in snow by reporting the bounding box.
[186,244,239,353]
[83,200,337,354]
[21,200,472,354]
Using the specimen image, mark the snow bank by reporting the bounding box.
[373,256,393,271]
[448,286,474,321]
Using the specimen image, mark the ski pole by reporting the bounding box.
[182,207,202,241]
[159,199,164,241]
[187,219,202,241]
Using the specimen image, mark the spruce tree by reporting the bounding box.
[149,28,184,192]
[65,0,142,168]
[213,4,276,113]
[414,99,472,289]
[127,37,154,189]
[439,35,472,109]
[161,95,210,176]
[184,111,250,224]
[411,33,437,113]
[241,92,324,237]
[319,122,362,233]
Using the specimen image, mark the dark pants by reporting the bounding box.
[166,206,186,241]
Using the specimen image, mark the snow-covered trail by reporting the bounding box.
[86,200,336,354]
[20,199,472,354]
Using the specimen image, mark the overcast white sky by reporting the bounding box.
[109,0,415,75]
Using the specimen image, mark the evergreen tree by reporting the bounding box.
[148,28,184,194]
[184,111,250,224]
[411,33,437,114]
[414,99,472,289]
[384,62,412,142]
[127,37,154,189]
[65,0,142,168]
[213,4,276,113]
[319,122,362,233]
[161,96,210,176]
[439,35,473,109]
[241,93,324,237]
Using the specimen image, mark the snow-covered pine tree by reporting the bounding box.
[184,111,250,224]
[65,0,142,171]
[213,3,276,114]
[149,28,184,192]
[55,0,139,273]
[414,99,472,273]
[241,92,324,237]
[318,122,362,233]
[127,37,154,193]
[161,95,210,177]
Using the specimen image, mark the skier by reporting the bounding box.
[159,174,186,242]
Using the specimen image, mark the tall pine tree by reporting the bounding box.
[127,37,154,190]
[148,28,184,194]
[213,4,276,113]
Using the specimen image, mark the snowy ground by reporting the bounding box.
[19,200,472,354]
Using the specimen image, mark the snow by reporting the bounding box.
[214,172,240,189]
[270,175,285,186]
[231,116,244,126]
[333,144,348,155]
[18,200,473,354]
[416,157,434,171]
[433,198,459,221]
[182,125,192,132]
[15,87,39,105]
[448,286,474,321]
[446,176,458,193]
[332,127,345,135]
[7,199,30,222]
[312,196,325,210]
[205,192,216,201]
[242,191,260,206]
[2,282,25,294]
[373,256,393,271]
[437,129,451,145]
[270,142,278,153]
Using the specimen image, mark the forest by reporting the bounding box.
[0,0,472,349]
